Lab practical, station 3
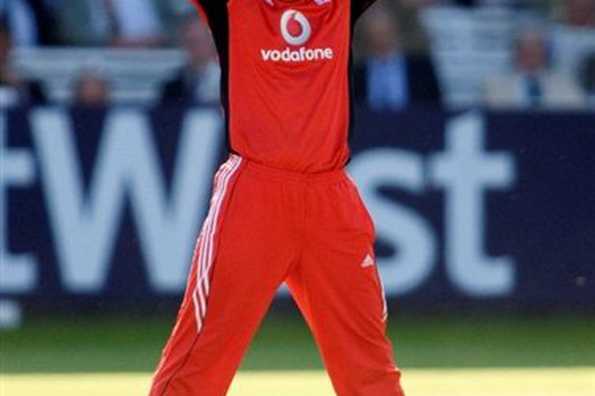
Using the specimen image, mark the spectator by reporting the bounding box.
[562,0,595,27]
[389,0,434,54]
[73,70,110,107]
[484,27,585,109]
[448,0,546,9]
[56,0,166,47]
[159,16,219,106]
[551,0,595,83]
[0,0,58,47]
[0,23,46,106]
[450,0,510,7]
[153,0,193,45]
[107,0,165,47]
[354,6,442,111]
[580,53,595,106]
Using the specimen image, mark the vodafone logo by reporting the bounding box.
[280,10,311,46]
[261,9,334,63]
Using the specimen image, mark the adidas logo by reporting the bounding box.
[361,254,375,268]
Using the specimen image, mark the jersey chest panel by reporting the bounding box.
[226,0,352,172]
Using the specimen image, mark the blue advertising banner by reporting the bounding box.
[2,107,594,311]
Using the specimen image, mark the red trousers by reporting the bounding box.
[149,155,404,396]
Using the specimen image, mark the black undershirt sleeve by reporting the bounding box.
[351,0,379,21]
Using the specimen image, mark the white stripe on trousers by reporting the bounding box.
[192,155,242,332]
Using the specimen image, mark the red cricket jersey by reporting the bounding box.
[191,0,376,173]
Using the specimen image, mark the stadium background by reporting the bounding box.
[1,1,594,395]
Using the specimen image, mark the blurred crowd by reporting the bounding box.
[1,0,594,109]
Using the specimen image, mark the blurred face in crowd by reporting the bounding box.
[363,13,401,58]
[515,31,548,74]
[75,74,109,106]
[565,0,595,27]
[0,28,10,68]
[181,20,215,70]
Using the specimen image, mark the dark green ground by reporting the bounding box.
[1,313,594,374]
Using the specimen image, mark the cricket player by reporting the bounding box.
[149,0,405,394]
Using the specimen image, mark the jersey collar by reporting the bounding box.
[264,0,331,6]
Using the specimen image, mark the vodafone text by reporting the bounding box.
[261,47,334,62]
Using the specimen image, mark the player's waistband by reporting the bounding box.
[232,155,347,185]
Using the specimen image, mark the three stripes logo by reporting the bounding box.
[191,155,243,332]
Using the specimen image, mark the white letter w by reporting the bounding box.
[32,109,221,293]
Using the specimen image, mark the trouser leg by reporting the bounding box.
[287,175,405,396]
[149,156,296,396]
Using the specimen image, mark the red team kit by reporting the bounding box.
[149,0,405,395]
